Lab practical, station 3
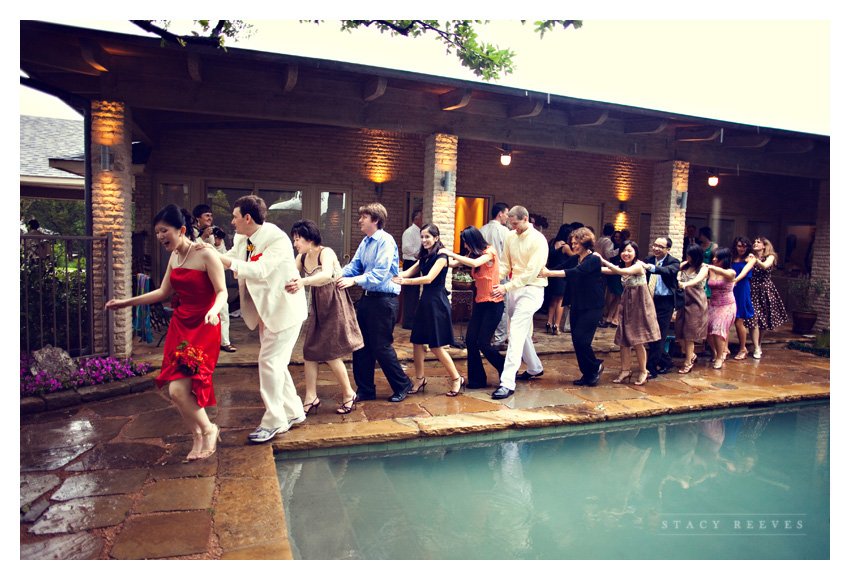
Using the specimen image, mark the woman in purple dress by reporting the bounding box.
[705,247,738,369]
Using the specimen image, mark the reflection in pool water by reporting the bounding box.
[276,403,829,559]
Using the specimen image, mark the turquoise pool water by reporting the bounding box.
[275,403,829,560]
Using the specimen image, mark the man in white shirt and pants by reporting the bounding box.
[215,196,308,443]
[400,209,423,329]
[479,202,510,348]
[489,206,548,400]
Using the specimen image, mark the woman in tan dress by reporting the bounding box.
[596,241,660,386]
[676,243,710,373]
[286,220,364,414]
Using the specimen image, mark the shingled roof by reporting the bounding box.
[20,115,84,180]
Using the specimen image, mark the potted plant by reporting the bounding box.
[451,269,474,290]
[787,275,829,334]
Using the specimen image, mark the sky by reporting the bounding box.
[19,18,832,136]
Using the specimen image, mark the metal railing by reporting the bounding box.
[20,234,113,358]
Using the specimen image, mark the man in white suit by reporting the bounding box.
[216,195,308,443]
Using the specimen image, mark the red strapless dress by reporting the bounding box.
[155,268,221,407]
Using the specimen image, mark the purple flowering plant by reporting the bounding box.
[20,352,151,397]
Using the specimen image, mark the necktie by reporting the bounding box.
[648,272,658,295]
[246,238,253,261]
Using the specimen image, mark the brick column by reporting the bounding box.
[651,160,689,259]
[423,134,458,294]
[91,101,134,359]
[811,180,829,332]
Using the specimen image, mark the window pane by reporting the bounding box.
[319,191,347,260]
[206,187,253,240]
[262,189,303,242]
[158,183,190,282]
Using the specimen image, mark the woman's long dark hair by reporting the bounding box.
[551,223,573,247]
[713,247,732,269]
[459,225,489,260]
[684,243,704,272]
[732,236,753,261]
[416,224,445,261]
[154,204,196,241]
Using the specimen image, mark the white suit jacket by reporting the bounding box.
[224,222,307,333]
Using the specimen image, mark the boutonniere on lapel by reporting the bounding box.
[250,253,263,262]
[246,242,255,253]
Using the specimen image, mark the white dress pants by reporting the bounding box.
[219,301,231,346]
[257,319,303,429]
[499,285,544,391]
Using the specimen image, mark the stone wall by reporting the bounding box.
[811,181,830,331]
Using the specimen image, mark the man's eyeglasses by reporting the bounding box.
[651,244,667,249]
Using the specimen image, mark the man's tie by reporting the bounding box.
[648,272,658,295]
[246,238,253,261]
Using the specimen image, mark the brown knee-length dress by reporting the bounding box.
[675,267,709,342]
[614,273,661,347]
[301,250,364,362]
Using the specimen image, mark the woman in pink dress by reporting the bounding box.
[106,205,227,461]
[705,247,738,369]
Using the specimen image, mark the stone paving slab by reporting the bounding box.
[50,469,148,502]
[31,495,135,535]
[135,477,216,514]
[412,412,515,437]
[110,511,213,559]
[271,419,420,451]
[20,532,104,560]
[215,477,288,551]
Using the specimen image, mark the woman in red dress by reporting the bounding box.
[106,205,227,461]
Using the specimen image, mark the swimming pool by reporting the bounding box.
[275,402,829,559]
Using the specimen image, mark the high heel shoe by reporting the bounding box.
[187,433,203,461]
[734,348,748,360]
[303,397,321,415]
[552,326,560,336]
[612,370,632,384]
[753,347,763,359]
[196,424,221,460]
[446,376,465,397]
[409,377,427,395]
[545,323,552,334]
[634,371,650,386]
[336,397,357,414]
[679,361,695,374]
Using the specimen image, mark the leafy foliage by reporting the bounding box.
[135,19,581,80]
[20,352,151,397]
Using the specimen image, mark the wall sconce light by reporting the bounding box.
[707,169,719,187]
[500,144,512,166]
[440,170,452,191]
[374,182,383,198]
[619,201,627,212]
[677,191,689,210]
[100,145,113,171]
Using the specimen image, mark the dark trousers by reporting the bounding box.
[352,294,413,397]
[465,300,505,387]
[570,307,604,377]
[401,259,419,329]
[648,295,675,372]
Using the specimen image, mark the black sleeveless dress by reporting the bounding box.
[409,253,454,348]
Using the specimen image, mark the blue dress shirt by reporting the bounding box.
[649,257,672,296]
[341,229,401,294]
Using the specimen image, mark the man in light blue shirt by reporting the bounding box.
[339,203,414,402]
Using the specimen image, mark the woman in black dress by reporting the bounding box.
[545,224,573,335]
[540,227,605,386]
[393,224,464,396]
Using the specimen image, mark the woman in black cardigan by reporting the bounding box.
[540,227,605,386]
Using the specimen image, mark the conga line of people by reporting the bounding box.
[107,197,789,446]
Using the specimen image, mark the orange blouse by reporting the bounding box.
[473,246,503,303]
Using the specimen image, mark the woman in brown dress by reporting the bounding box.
[676,243,710,373]
[596,241,660,386]
[286,220,364,414]
[744,237,788,359]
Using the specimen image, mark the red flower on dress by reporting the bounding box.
[249,253,263,262]
[170,340,206,375]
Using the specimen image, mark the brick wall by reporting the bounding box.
[811,181,830,331]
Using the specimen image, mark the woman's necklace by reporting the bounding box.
[175,240,191,268]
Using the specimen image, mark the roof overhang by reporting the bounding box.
[20,20,829,180]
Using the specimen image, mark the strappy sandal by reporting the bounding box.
[195,424,221,460]
[612,370,632,384]
[303,397,321,416]
[337,397,357,414]
[446,376,465,397]
[734,349,748,360]
[409,377,427,395]
[634,371,650,386]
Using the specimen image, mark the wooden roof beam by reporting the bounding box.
[508,99,544,119]
[439,88,472,111]
[568,108,609,127]
[79,38,110,72]
[721,132,772,148]
[283,64,298,92]
[675,125,721,142]
[624,117,668,135]
[766,138,815,154]
[362,76,387,102]
[187,53,202,82]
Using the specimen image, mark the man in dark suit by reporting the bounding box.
[643,236,684,378]
[683,224,698,255]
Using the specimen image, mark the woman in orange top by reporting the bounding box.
[440,226,504,391]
